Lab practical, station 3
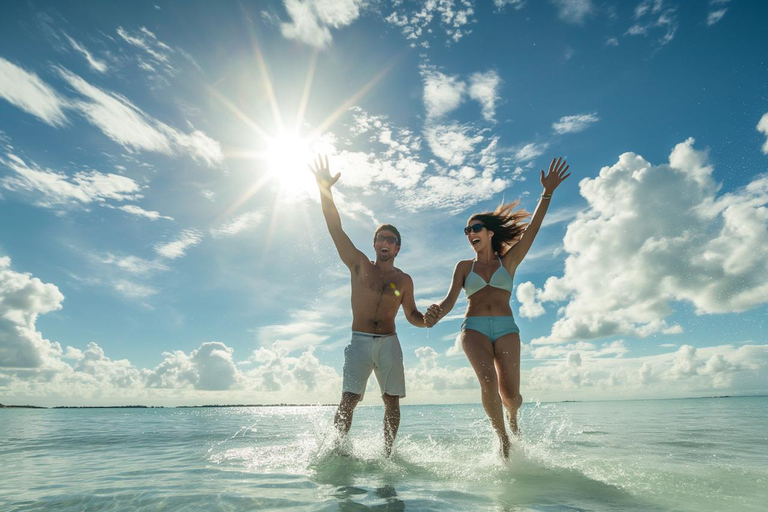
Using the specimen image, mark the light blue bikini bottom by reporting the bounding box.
[461,316,520,343]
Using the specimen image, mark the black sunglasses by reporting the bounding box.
[464,223,485,235]
[376,235,398,244]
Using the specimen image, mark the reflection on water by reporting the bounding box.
[1,398,767,512]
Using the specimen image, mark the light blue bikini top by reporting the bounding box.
[464,258,514,297]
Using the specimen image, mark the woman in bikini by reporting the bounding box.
[428,157,570,457]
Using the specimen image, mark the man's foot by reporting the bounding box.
[499,433,510,459]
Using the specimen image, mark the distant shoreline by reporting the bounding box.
[2,395,765,409]
[0,403,337,409]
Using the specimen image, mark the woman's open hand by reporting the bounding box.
[541,157,571,195]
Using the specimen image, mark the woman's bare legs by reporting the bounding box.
[462,329,510,458]
[494,333,522,435]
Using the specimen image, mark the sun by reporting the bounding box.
[263,130,318,199]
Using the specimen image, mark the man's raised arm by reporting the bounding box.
[309,155,363,269]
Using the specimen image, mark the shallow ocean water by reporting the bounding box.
[1,396,766,511]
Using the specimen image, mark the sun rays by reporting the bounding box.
[206,17,400,261]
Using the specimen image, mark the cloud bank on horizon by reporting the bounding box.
[1,0,766,405]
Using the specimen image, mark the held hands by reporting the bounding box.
[540,157,571,195]
[424,304,442,328]
[308,154,339,190]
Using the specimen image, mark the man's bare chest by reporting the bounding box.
[355,271,403,300]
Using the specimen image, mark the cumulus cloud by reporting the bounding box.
[0,57,69,127]
[71,342,144,388]
[0,153,143,208]
[58,68,223,166]
[757,113,768,154]
[405,346,478,401]
[551,0,593,24]
[526,343,768,399]
[407,136,511,212]
[0,257,65,369]
[423,68,467,121]
[422,67,501,122]
[522,138,768,345]
[280,0,364,48]
[468,70,501,122]
[244,344,341,397]
[425,123,484,166]
[552,112,599,134]
[154,229,203,260]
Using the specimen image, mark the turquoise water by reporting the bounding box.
[1,397,766,511]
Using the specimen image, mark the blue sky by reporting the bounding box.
[1,0,766,406]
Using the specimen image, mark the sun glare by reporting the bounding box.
[263,131,317,199]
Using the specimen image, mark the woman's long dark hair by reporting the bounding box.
[470,201,530,256]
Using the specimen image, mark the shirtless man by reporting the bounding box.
[309,155,438,457]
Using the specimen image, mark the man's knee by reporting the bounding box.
[382,393,400,410]
[340,392,361,409]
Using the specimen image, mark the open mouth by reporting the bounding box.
[381,247,390,254]
[471,238,480,246]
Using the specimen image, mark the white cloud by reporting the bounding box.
[116,204,174,221]
[257,309,333,352]
[468,70,501,122]
[0,257,65,369]
[757,113,768,154]
[0,153,143,208]
[280,0,364,48]
[494,0,526,10]
[64,34,108,73]
[551,0,593,24]
[385,0,476,47]
[211,210,264,238]
[0,57,69,127]
[71,342,144,388]
[155,229,203,259]
[526,343,768,399]
[517,281,545,318]
[58,68,223,166]
[99,254,169,276]
[552,112,599,134]
[147,341,241,390]
[112,280,158,300]
[425,123,484,166]
[707,9,727,26]
[244,344,340,397]
[706,0,730,26]
[514,142,548,162]
[626,0,678,45]
[525,138,768,345]
[422,68,467,121]
[116,26,180,83]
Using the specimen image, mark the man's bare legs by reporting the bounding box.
[333,392,361,447]
[332,391,401,457]
[462,330,510,458]
[382,393,400,458]
[494,333,523,435]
